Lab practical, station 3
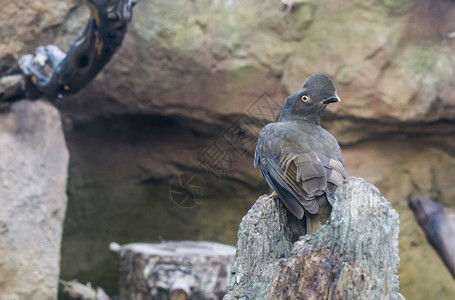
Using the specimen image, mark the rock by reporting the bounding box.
[2,0,455,299]
[224,177,402,300]
[0,100,69,299]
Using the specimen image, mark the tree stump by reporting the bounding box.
[110,241,236,300]
[224,177,403,300]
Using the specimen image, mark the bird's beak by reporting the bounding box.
[321,95,341,105]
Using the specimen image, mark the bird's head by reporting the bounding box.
[278,74,340,125]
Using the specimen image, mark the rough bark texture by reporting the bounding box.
[222,194,306,300]
[112,241,236,300]
[224,177,402,300]
[0,0,135,102]
[409,197,455,279]
[0,100,69,299]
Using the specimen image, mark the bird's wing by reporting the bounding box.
[255,123,345,219]
[317,152,346,205]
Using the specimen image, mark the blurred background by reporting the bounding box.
[1,0,455,299]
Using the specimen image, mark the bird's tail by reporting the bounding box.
[305,195,332,234]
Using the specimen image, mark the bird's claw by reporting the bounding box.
[269,191,279,198]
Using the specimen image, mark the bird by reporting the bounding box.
[254,74,346,234]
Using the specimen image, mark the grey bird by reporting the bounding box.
[254,74,345,234]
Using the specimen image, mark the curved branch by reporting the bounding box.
[409,197,455,278]
[0,0,136,103]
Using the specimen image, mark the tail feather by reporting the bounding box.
[305,195,332,234]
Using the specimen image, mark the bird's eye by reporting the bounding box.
[301,95,310,102]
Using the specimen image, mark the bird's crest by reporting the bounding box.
[303,74,337,96]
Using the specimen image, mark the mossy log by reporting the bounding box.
[224,177,404,300]
[0,0,135,103]
[110,241,236,300]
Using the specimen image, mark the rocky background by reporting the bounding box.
[0,101,68,299]
[1,0,455,299]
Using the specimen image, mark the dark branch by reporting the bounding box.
[0,0,135,103]
[409,197,455,278]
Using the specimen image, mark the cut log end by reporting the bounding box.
[115,241,235,300]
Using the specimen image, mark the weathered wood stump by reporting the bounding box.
[110,241,236,300]
[224,177,403,300]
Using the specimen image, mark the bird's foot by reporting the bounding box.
[269,191,279,198]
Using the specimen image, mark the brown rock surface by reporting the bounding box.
[2,0,455,298]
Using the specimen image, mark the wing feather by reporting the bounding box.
[255,122,346,218]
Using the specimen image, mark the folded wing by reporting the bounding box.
[255,124,345,219]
